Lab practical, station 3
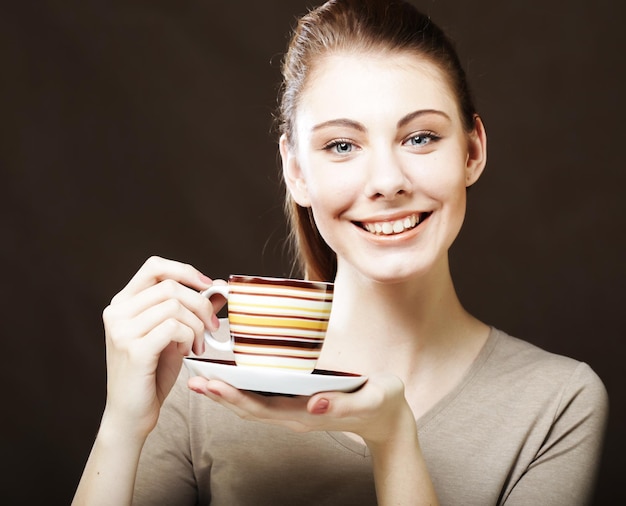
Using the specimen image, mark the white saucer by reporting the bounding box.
[184,357,367,396]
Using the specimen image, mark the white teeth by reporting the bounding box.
[362,214,424,236]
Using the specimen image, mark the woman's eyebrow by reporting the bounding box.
[310,110,451,133]
[397,109,451,128]
[311,118,367,132]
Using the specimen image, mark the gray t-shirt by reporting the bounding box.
[133,328,608,505]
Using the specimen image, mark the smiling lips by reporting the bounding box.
[358,212,432,236]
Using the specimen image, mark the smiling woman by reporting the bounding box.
[281,52,486,285]
[72,1,608,505]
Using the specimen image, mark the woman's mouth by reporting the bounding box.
[356,212,432,236]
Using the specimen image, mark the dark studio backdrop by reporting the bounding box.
[1,0,624,504]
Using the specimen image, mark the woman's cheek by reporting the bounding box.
[308,172,360,212]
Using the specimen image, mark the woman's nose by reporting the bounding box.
[364,151,412,200]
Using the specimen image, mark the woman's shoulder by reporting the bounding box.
[482,327,608,407]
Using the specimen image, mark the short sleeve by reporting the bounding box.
[503,362,609,505]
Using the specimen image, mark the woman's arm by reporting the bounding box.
[72,256,219,505]
[72,415,147,506]
[367,405,438,506]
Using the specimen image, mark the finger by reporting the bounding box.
[203,279,228,315]
[112,256,213,304]
[187,378,313,430]
[108,278,218,332]
[187,377,262,419]
[136,317,197,358]
[137,298,206,351]
[105,294,207,356]
[307,375,396,418]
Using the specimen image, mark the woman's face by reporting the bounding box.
[281,51,486,284]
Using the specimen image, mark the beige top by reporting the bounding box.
[133,328,608,505]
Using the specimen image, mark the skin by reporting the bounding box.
[73,51,488,506]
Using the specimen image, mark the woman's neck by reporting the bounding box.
[318,257,488,380]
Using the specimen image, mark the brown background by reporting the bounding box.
[1,0,624,504]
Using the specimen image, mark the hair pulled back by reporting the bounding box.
[278,0,476,281]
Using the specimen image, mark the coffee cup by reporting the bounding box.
[201,275,334,373]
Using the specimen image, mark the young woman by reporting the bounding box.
[73,1,608,504]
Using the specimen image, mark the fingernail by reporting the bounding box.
[311,398,329,415]
[207,386,222,398]
[210,314,220,332]
[198,272,213,286]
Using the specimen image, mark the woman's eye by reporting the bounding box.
[405,133,439,147]
[324,140,354,154]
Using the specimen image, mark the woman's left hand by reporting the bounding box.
[188,373,439,505]
[187,372,412,445]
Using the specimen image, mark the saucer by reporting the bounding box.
[184,357,367,396]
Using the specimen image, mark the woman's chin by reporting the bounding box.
[337,258,439,287]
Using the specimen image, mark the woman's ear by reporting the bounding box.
[280,134,311,207]
[465,115,487,187]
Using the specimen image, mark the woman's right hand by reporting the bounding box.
[100,256,222,440]
[73,256,220,506]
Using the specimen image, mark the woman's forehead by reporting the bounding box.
[295,51,461,131]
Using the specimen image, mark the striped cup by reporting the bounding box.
[201,275,334,373]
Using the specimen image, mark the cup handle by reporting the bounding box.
[200,284,233,352]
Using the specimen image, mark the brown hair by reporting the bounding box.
[278,0,477,281]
